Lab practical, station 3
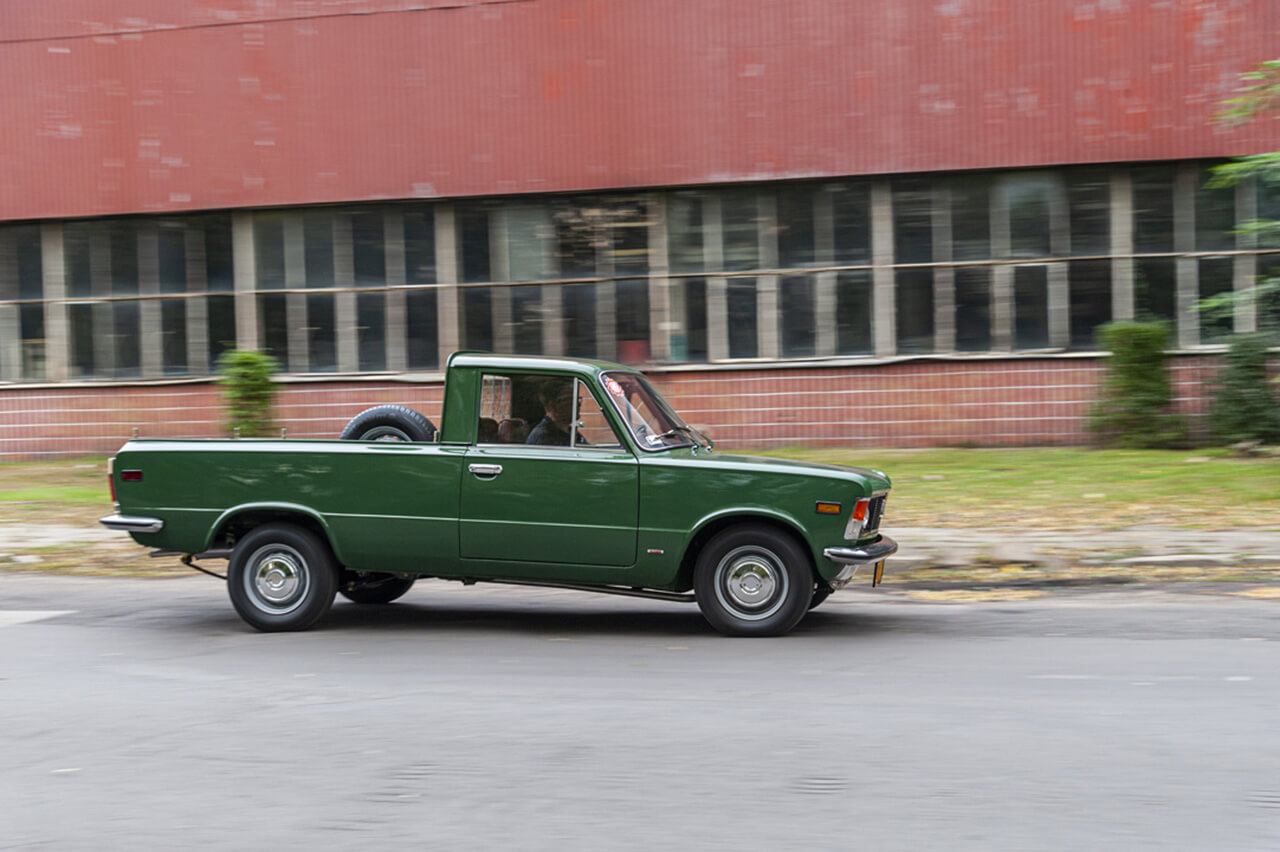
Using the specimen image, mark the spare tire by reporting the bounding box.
[339,405,437,442]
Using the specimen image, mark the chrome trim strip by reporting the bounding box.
[99,513,164,533]
[823,535,899,565]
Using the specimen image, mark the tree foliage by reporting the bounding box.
[217,349,278,437]
[1089,322,1187,448]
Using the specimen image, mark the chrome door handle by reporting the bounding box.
[468,463,503,476]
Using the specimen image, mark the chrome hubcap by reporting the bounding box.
[715,546,788,621]
[246,545,309,614]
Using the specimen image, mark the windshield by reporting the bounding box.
[599,372,694,451]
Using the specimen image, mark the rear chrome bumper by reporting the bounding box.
[99,513,164,533]
[824,535,898,565]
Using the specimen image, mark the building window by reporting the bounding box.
[1133,165,1175,254]
[1013,266,1049,350]
[403,204,438,371]
[1197,257,1234,343]
[682,278,708,362]
[950,176,991,261]
[1,224,45,380]
[1135,258,1176,324]
[1068,260,1111,349]
[780,275,816,357]
[1067,167,1110,256]
[1004,172,1056,258]
[1195,164,1235,253]
[722,192,759,272]
[775,185,816,269]
[954,266,991,352]
[895,268,934,354]
[726,278,758,359]
[835,270,872,355]
[831,182,871,265]
[893,178,933,264]
[668,193,706,274]
[304,211,337,372]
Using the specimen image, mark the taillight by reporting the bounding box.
[107,457,117,504]
[121,470,142,482]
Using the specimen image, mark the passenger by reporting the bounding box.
[526,379,584,446]
[477,417,499,444]
[498,418,529,444]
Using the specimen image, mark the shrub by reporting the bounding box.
[217,349,278,437]
[1210,333,1280,444]
[1089,322,1187,448]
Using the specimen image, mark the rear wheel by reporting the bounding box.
[340,574,416,605]
[227,523,338,632]
[339,405,436,442]
[693,525,813,637]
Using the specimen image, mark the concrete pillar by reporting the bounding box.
[434,204,460,366]
[0,229,19,381]
[1110,168,1134,322]
[932,183,956,353]
[814,186,837,356]
[1174,162,1198,348]
[647,194,671,363]
[184,225,208,374]
[41,224,68,381]
[757,192,780,360]
[490,208,513,354]
[871,180,896,357]
[704,194,728,361]
[137,223,163,377]
[90,223,114,376]
[989,181,1013,351]
[283,213,309,373]
[1048,174,1071,348]
[1235,178,1258,334]
[232,213,258,352]
[332,213,358,372]
[384,209,408,371]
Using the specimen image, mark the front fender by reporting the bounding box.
[203,502,344,563]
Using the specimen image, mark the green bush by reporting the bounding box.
[1089,322,1187,448]
[217,349,278,438]
[1210,333,1280,444]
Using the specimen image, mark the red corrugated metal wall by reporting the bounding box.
[1,0,1277,222]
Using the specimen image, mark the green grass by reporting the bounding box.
[0,458,113,524]
[755,447,1280,530]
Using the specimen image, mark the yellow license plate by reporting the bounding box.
[872,560,885,587]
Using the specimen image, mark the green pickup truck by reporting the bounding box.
[102,353,896,636]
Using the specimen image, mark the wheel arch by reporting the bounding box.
[674,509,816,593]
[204,503,344,563]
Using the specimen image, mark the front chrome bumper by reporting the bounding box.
[99,513,164,533]
[823,535,898,587]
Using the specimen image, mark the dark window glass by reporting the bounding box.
[158,223,187,294]
[563,284,596,358]
[203,215,234,292]
[352,210,386,288]
[955,267,991,351]
[511,286,542,355]
[776,186,816,268]
[69,303,95,376]
[835,270,872,355]
[1006,173,1054,258]
[727,278,758,358]
[1259,256,1280,332]
[1198,257,1234,343]
[554,198,596,279]
[405,289,439,370]
[254,216,285,290]
[207,295,237,368]
[161,300,187,375]
[64,222,92,297]
[15,225,43,300]
[258,294,289,372]
[458,207,491,283]
[303,212,334,288]
[1196,165,1235,252]
[780,275,815,357]
[895,269,934,354]
[20,303,45,380]
[1069,260,1112,349]
[506,204,549,281]
[403,206,436,286]
[831,182,871,266]
[113,301,140,377]
[668,193,705,274]
[1135,258,1176,323]
[1133,165,1175,253]
[1013,266,1050,350]
[1067,167,1110,255]
[608,199,649,276]
[682,279,708,362]
[951,177,991,261]
[893,178,932,263]
[1259,181,1280,249]
[357,292,386,370]
[722,192,759,271]
[462,288,493,350]
[616,278,650,363]
[108,221,139,295]
[307,294,337,372]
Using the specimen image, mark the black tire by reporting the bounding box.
[339,574,416,605]
[227,522,339,632]
[808,584,834,610]
[693,524,814,637]
[339,405,436,442]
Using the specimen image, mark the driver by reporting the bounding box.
[526,379,587,446]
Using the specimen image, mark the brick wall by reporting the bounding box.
[0,354,1232,459]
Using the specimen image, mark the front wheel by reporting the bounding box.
[693,525,813,637]
[340,574,416,605]
[227,523,339,632]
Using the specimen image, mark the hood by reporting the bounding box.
[670,449,891,493]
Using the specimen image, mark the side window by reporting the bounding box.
[574,380,622,448]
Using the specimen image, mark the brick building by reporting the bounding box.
[0,0,1277,456]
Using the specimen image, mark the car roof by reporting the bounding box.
[446,352,639,377]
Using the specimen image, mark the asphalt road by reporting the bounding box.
[2,573,1278,851]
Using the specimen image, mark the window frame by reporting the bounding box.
[472,371,628,452]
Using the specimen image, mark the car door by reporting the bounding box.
[459,373,639,569]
